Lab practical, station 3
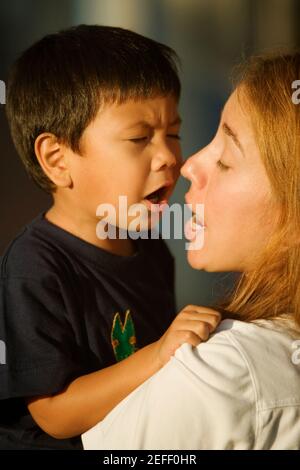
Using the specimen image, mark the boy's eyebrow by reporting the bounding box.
[222,122,245,157]
[124,115,182,129]
[169,116,182,126]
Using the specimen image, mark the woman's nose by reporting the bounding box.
[181,145,213,192]
[180,156,193,180]
[181,151,203,186]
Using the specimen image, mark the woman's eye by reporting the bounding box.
[217,160,230,171]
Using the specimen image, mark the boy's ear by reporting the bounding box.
[34,133,73,188]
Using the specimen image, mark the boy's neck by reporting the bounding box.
[45,205,137,257]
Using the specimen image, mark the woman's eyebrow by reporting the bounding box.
[222,122,245,157]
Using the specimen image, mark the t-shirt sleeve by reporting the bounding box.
[0,274,84,399]
[82,331,257,450]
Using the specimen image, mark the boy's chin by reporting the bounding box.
[103,218,159,237]
[121,213,161,233]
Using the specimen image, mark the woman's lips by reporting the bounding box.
[184,191,206,240]
[185,214,206,241]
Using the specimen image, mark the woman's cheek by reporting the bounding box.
[205,183,235,226]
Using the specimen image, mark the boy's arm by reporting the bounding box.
[27,341,160,439]
[27,306,221,439]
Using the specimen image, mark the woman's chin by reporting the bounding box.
[187,250,235,273]
[187,250,207,270]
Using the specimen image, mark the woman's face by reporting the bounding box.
[181,89,278,272]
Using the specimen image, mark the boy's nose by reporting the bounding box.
[151,148,179,172]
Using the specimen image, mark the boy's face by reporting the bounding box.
[67,94,182,231]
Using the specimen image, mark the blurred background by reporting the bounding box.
[0,0,299,309]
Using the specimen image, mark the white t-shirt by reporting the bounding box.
[82,319,300,450]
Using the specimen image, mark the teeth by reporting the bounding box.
[191,213,204,228]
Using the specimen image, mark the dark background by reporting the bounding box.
[1,0,299,309]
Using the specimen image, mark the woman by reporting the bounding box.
[82,51,300,450]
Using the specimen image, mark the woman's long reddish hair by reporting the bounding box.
[217,51,300,329]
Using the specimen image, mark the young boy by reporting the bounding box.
[0,25,220,449]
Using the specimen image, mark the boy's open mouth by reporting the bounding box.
[144,185,169,204]
[142,183,172,213]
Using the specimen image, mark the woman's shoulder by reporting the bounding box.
[175,318,300,410]
[83,318,300,450]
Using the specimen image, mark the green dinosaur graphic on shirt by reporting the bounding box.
[111,310,137,362]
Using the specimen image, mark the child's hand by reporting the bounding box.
[154,305,221,367]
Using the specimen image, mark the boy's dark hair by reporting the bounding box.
[6,25,181,192]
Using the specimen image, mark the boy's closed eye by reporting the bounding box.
[129,134,181,144]
[129,136,151,143]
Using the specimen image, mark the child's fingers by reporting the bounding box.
[179,306,221,322]
[176,312,221,332]
[182,305,221,316]
[179,305,222,321]
[174,320,212,341]
[177,330,203,348]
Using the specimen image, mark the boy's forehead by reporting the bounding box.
[98,95,181,128]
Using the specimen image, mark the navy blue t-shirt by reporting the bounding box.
[0,213,176,449]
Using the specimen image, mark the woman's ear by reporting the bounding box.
[34,133,73,188]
